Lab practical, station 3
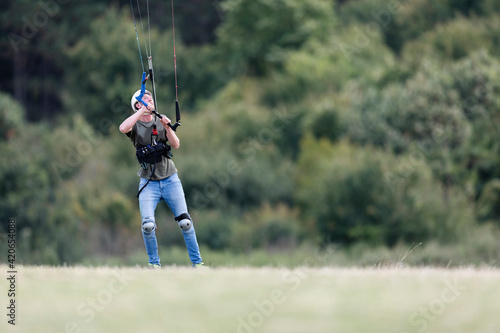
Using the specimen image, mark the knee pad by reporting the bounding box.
[175,213,192,231]
[142,221,155,233]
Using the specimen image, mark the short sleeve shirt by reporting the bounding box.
[126,119,177,180]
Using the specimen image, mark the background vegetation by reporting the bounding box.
[1,0,500,266]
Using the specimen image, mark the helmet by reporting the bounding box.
[131,89,152,111]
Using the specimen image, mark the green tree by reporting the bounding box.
[295,135,474,246]
[64,8,157,129]
[339,0,498,54]
[0,92,24,140]
[216,0,335,76]
[0,116,90,263]
[0,0,109,120]
[402,15,500,66]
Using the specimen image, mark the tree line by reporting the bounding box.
[1,0,500,264]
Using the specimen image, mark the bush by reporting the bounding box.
[192,210,236,251]
[344,51,500,196]
[295,135,474,246]
[179,148,294,210]
[229,204,302,252]
[477,179,500,223]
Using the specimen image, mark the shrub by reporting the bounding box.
[295,135,474,246]
[229,204,302,252]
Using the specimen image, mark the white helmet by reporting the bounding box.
[131,89,152,111]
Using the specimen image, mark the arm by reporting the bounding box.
[119,110,143,133]
[160,116,180,149]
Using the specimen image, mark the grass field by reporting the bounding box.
[1,265,499,333]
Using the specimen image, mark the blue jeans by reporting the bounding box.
[138,173,202,266]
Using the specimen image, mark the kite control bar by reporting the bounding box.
[135,72,181,131]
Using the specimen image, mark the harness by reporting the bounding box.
[136,141,172,169]
[135,123,173,197]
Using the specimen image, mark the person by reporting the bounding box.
[119,90,204,268]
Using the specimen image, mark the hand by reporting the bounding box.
[138,102,153,115]
[141,107,153,115]
[160,116,172,128]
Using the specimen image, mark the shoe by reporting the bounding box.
[193,262,205,268]
[148,263,161,269]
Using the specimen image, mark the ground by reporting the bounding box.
[0,265,499,333]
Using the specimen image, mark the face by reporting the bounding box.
[142,94,153,105]
[135,93,154,114]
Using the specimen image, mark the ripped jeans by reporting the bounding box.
[138,173,203,266]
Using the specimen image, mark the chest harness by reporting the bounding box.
[135,124,173,197]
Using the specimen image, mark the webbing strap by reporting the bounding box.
[136,146,157,198]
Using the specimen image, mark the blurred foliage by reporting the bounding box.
[339,0,496,53]
[0,92,24,140]
[64,8,171,130]
[216,0,335,76]
[295,136,473,245]
[402,15,500,66]
[1,0,500,265]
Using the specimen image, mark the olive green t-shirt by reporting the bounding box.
[126,119,177,180]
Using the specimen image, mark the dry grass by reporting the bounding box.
[1,265,499,333]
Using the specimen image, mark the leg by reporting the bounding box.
[161,173,203,265]
[138,177,162,266]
